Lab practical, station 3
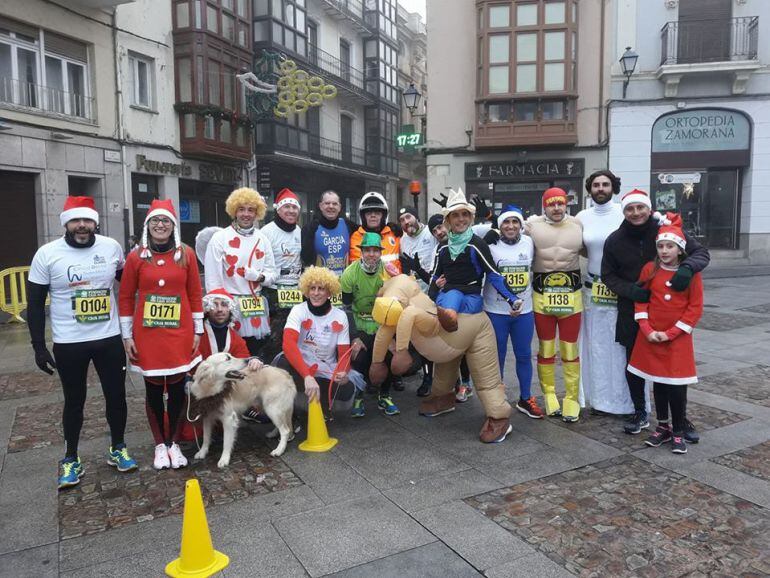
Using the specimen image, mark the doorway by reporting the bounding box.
[0,171,37,271]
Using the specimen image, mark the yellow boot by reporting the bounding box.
[537,362,561,416]
[561,360,581,422]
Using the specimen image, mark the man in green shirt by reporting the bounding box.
[340,232,399,417]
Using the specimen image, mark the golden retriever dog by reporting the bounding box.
[190,352,296,467]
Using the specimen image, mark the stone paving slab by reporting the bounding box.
[467,455,770,577]
[0,543,58,578]
[8,394,147,453]
[273,494,436,577]
[484,554,575,578]
[58,439,303,540]
[694,364,770,408]
[327,541,481,577]
[711,440,770,483]
[0,371,62,401]
[738,302,770,315]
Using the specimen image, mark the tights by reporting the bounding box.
[53,335,127,458]
[653,383,687,435]
[144,377,186,445]
[487,311,535,399]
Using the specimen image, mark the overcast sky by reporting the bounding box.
[399,0,426,20]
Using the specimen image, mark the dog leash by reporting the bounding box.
[327,348,353,415]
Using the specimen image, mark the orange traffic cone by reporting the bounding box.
[299,399,338,452]
[165,479,229,577]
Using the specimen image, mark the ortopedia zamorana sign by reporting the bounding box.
[652,109,751,153]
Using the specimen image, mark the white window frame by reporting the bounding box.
[44,53,90,117]
[0,30,41,110]
[128,51,155,110]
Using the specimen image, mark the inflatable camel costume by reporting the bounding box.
[369,275,513,443]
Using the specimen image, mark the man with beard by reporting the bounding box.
[204,187,276,357]
[349,192,402,274]
[28,196,138,489]
[576,170,633,416]
[261,188,303,362]
[602,189,708,440]
[300,190,356,276]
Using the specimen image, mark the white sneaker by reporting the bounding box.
[266,426,298,441]
[153,443,171,470]
[167,443,188,469]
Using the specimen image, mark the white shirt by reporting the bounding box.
[483,235,534,315]
[28,235,124,344]
[261,221,302,286]
[285,302,350,379]
[576,200,624,277]
[399,225,438,272]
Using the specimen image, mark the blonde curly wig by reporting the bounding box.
[225,187,267,220]
[298,266,341,298]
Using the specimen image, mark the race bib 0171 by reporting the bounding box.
[142,294,181,328]
[72,289,111,323]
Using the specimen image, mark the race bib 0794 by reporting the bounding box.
[238,295,266,318]
[72,289,111,323]
[142,294,181,328]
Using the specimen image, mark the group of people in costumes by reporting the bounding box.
[28,168,708,489]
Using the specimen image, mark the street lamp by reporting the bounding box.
[619,46,639,99]
[402,83,422,115]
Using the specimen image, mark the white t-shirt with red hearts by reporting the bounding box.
[285,302,350,379]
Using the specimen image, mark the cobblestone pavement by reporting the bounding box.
[712,441,770,483]
[58,435,303,540]
[1,274,770,576]
[466,455,770,577]
[694,364,770,408]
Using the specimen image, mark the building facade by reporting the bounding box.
[0,1,127,270]
[609,0,769,263]
[249,0,401,222]
[425,0,610,219]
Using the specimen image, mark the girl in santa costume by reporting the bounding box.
[627,213,703,454]
[119,199,204,470]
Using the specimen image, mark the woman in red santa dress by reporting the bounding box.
[627,214,703,455]
[119,199,204,470]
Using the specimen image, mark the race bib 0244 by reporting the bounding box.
[277,287,303,309]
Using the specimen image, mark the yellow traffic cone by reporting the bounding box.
[165,479,229,578]
[299,399,338,452]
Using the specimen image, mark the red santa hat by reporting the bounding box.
[202,288,238,314]
[542,187,567,207]
[620,189,652,210]
[139,198,182,262]
[274,188,300,210]
[656,212,686,250]
[60,196,99,227]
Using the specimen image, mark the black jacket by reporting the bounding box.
[601,217,710,348]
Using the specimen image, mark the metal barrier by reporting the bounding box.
[0,266,34,323]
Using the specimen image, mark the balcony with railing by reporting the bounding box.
[0,76,95,122]
[657,16,760,97]
[317,0,371,34]
[307,42,375,104]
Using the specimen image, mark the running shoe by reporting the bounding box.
[107,444,138,472]
[623,410,650,435]
[167,443,188,469]
[645,424,673,447]
[456,382,473,403]
[242,407,271,423]
[58,457,84,490]
[516,397,545,419]
[377,396,400,416]
[351,397,365,418]
[671,435,687,454]
[153,443,171,470]
[417,374,432,397]
[684,419,700,444]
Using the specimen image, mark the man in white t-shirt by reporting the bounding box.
[27,196,138,490]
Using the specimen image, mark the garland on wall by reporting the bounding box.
[173,102,255,128]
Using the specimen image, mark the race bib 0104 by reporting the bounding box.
[277,287,303,309]
[142,294,181,328]
[501,265,530,293]
[542,287,577,315]
[72,289,111,323]
[238,295,266,318]
[591,281,618,306]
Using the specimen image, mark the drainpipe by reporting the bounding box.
[113,8,132,249]
[598,0,606,147]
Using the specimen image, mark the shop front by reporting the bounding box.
[649,108,750,249]
[464,158,586,219]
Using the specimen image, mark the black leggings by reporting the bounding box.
[653,383,687,435]
[145,377,186,445]
[244,336,270,359]
[352,332,391,397]
[52,335,127,459]
[624,343,647,413]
